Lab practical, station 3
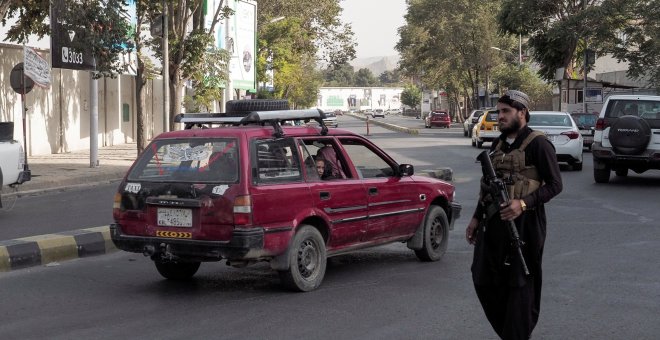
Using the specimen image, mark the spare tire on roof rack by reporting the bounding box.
[226,99,289,114]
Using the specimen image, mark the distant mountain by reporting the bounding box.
[350,55,400,76]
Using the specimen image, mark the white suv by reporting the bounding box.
[592,95,660,183]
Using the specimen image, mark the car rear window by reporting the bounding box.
[604,99,660,119]
[485,111,498,122]
[529,114,572,127]
[128,138,239,183]
[571,114,598,127]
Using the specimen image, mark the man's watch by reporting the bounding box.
[520,200,527,211]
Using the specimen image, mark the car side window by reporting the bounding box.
[300,138,351,180]
[339,138,395,179]
[252,138,302,184]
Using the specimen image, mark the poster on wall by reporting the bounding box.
[227,0,257,91]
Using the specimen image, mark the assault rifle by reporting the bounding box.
[477,150,530,276]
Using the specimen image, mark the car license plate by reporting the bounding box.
[157,208,192,227]
[547,135,557,142]
[580,129,593,135]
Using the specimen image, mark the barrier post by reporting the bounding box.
[366,114,370,136]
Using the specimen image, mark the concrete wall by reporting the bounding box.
[317,87,404,112]
[0,44,165,156]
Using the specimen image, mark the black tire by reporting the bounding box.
[615,167,628,177]
[608,115,651,155]
[226,99,289,114]
[278,225,327,292]
[593,161,611,183]
[415,206,449,262]
[463,129,468,137]
[471,139,476,147]
[572,161,583,171]
[477,141,483,148]
[154,261,201,280]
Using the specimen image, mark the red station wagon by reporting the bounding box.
[425,110,451,128]
[111,100,461,291]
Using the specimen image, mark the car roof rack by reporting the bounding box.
[174,109,328,137]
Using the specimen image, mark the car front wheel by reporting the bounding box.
[278,225,327,292]
[415,206,449,262]
[154,260,201,280]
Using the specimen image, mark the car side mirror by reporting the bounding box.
[398,164,414,176]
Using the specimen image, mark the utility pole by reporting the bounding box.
[162,0,170,132]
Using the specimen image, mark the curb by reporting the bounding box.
[0,226,116,272]
[345,113,420,135]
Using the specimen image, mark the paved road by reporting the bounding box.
[1,115,659,339]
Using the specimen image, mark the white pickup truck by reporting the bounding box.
[0,122,31,207]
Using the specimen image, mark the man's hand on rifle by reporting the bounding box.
[500,199,525,221]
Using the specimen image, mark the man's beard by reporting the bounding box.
[500,118,522,135]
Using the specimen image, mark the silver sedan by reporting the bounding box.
[529,111,584,171]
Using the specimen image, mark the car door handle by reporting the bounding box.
[320,191,330,200]
[368,187,378,196]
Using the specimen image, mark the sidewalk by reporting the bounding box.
[4,143,138,197]
[0,143,138,272]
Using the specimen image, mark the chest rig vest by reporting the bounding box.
[480,131,545,203]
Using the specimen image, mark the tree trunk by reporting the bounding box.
[135,63,147,155]
[169,67,184,131]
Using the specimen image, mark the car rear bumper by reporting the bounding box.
[476,131,499,142]
[110,223,265,261]
[592,142,660,169]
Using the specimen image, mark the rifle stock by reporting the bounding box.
[477,150,530,276]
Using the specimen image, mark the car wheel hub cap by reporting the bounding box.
[297,240,318,278]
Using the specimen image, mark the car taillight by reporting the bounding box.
[595,118,606,131]
[561,131,580,139]
[112,192,122,220]
[233,195,252,225]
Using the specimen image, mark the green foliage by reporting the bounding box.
[379,70,402,85]
[1,0,50,42]
[256,0,356,105]
[397,0,511,109]
[354,68,378,87]
[322,62,355,87]
[491,64,552,109]
[401,84,421,109]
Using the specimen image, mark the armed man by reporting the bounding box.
[466,90,563,340]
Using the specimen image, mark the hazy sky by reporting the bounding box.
[340,0,407,59]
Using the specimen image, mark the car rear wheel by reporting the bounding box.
[572,161,583,171]
[278,225,327,292]
[154,260,201,280]
[415,206,449,262]
[477,141,483,148]
[593,161,611,183]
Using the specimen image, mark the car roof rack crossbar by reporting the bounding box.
[174,109,329,136]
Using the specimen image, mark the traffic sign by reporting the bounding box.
[10,63,34,95]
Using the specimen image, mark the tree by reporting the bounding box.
[396,0,510,111]
[322,62,355,87]
[401,84,421,109]
[354,68,377,87]
[151,0,232,131]
[379,70,402,85]
[256,0,356,107]
[491,64,552,109]
[607,0,660,89]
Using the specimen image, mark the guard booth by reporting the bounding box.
[559,79,604,115]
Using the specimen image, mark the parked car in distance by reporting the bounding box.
[0,122,31,207]
[372,108,385,118]
[425,110,451,128]
[323,111,339,127]
[464,109,485,137]
[570,113,598,149]
[110,100,462,292]
[471,109,499,148]
[591,94,660,183]
[529,111,584,171]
